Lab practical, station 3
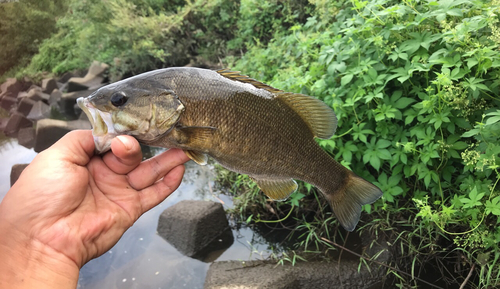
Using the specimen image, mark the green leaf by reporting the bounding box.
[341,74,354,86]
[394,97,416,109]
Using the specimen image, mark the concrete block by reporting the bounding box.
[0,96,17,111]
[67,61,108,92]
[34,119,91,152]
[4,113,33,137]
[204,259,384,289]
[157,200,231,258]
[10,164,30,187]
[1,78,23,96]
[41,78,58,94]
[26,87,50,103]
[26,101,51,121]
[60,89,97,117]
[49,89,62,106]
[16,97,36,116]
[17,127,36,149]
[0,118,8,132]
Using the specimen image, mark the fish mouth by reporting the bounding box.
[77,97,117,154]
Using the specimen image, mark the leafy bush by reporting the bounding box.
[24,0,239,80]
[226,0,500,287]
[0,0,67,78]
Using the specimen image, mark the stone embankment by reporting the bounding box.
[0,61,108,154]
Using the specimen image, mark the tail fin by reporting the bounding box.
[327,173,382,232]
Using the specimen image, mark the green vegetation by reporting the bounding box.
[0,0,67,79]
[2,0,500,287]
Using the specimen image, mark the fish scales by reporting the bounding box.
[77,67,383,231]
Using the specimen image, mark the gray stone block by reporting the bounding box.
[10,164,30,187]
[204,259,384,289]
[59,89,97,117]
[27,101,51,121]
[41,78,58,94]
[26,87,50,103]
[34,119,91,152]
[157,200,231,258]
[17,127,36,149]
[49,89,62,106]
[4,113,33,137]
[17,97,36,116]
[67,61,108,92]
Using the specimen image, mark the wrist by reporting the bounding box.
[0,222,79,289]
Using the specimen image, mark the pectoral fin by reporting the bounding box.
[184,150,208,165]
[174,126,217,146]
[252,177,298,201]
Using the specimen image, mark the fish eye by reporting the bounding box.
[110,92,128,107]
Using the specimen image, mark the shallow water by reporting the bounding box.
[0,137,274,289]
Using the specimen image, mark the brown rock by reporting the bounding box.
[10,164,30,187]
[4,113,33,137]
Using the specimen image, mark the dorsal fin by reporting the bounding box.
[217,69,282,93]
[277,92,338,139]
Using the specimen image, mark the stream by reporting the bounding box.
[0,133,275,289]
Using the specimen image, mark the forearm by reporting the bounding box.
[0,222,79,289]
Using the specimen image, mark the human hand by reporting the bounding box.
[0,130,189,288]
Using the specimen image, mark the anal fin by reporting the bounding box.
[252,177,298,201]
[184,150,208,165]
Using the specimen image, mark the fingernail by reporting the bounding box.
[116,135,133,151]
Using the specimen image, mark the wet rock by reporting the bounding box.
[60,89,97,117]
[10,164,30,187]
[17,127,36,149]
[41,78,58,94]
[17,97,36,116]
[204,259,384,289]
[4,113,33,137]
[67,61,108,92]
[26,87,50,103]
[27,101,51,121]
[34,119,91,152]
[35,119,91,153]
[0,95,17,111]
[157,200,231,258]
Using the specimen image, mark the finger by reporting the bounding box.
[127,148,189,190]
[138,164,185,212]
[46,130,95,166]
[102,135,142,175]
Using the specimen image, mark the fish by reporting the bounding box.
[77,67,382,231]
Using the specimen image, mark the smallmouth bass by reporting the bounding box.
[77,67,382,231]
